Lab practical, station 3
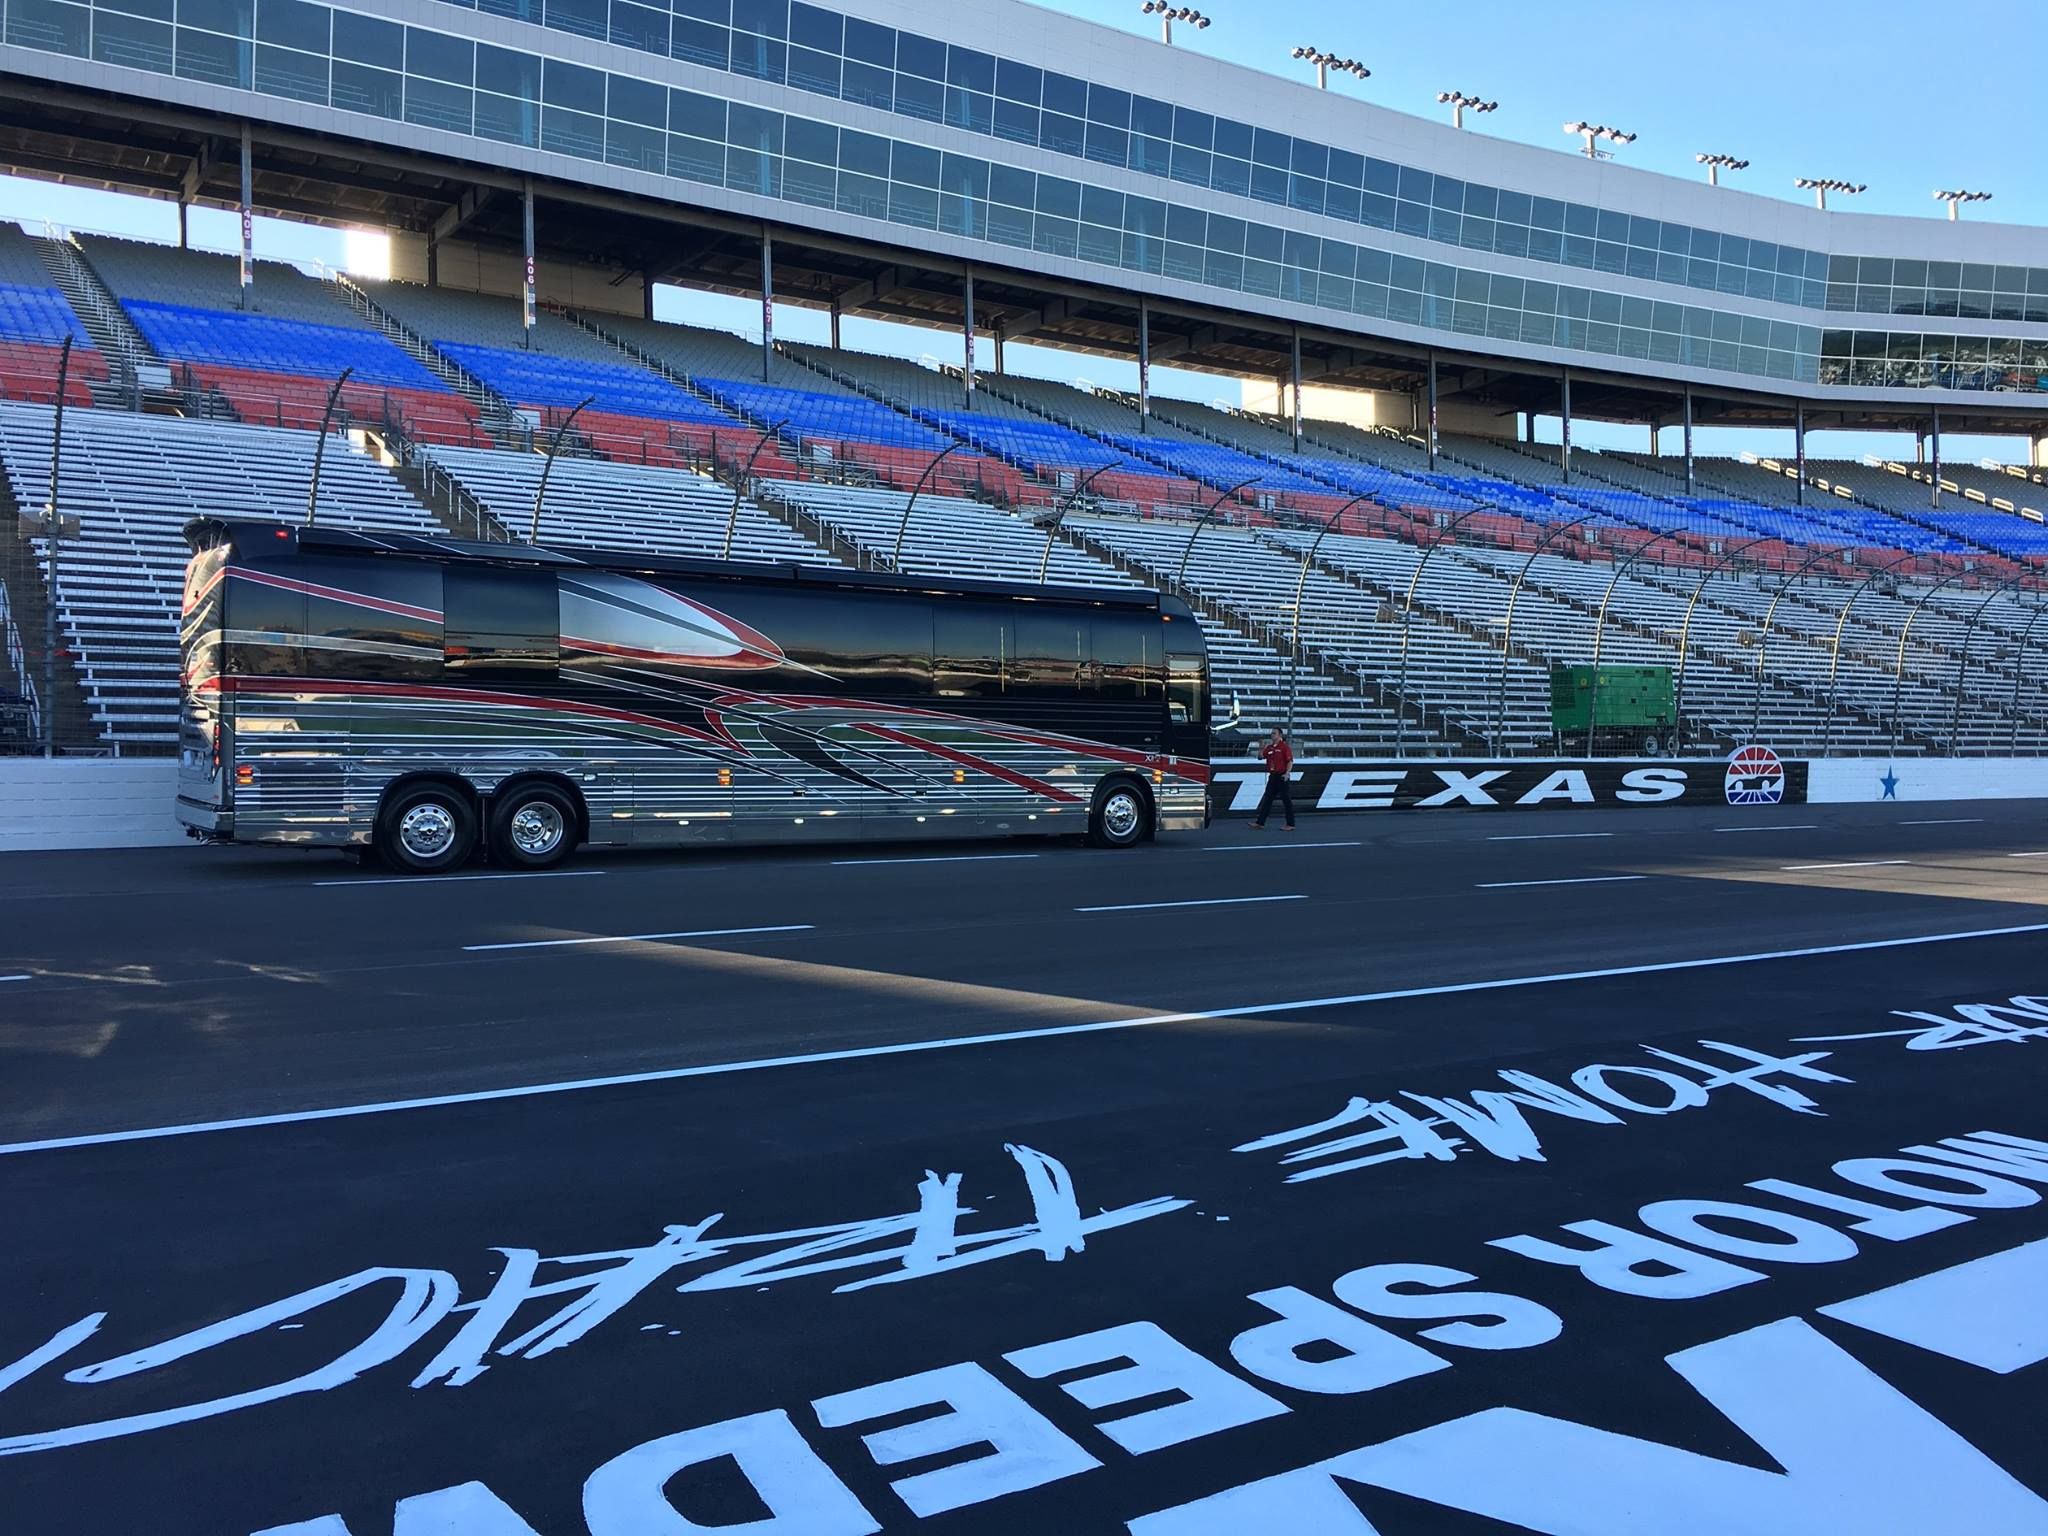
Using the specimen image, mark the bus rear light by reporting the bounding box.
[953,768,966,784]
[235,765,256,787]
[1152,769,1164,784]
[717,767,732,787]
[210,724,221,775]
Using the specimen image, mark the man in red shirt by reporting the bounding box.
[1251,726,1296,831]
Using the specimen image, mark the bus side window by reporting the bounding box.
[1091,613,1156,703]
[1012,610,1089,696]
[1168,650,1206,727]
[445,567,560,681]
[934,603,1009,698]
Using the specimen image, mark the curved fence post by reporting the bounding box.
[890,441,967,570]
[1494,512,1597,756]
[530,395,593,545]
[1751,545,1844,743]
[722,418,790,560]
[1285,493,1374,737]
[303,366,355,528]
[1585,529,1680,755]
[2009,600,2048,755]
[1038,461,1122,583]
[1946,572,2034,755]
[1821,550,1918,757]
[1673,535,1769,757]
[1888,568,1970,756]
[1174,478,1263,587]
[1395,503,1489,758]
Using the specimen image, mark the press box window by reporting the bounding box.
[444,567,558,680]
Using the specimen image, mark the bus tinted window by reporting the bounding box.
[299,558,442,682]
[1012,609,1089,696]
[445,567,559,681]
[1092,612,1156,702]
[934,601,1008,698]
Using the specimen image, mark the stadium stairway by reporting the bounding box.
[333,277,524,448]
[0,223,109,410]
[20,231,142,402]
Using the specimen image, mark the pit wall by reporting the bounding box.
[2,757,2046,853]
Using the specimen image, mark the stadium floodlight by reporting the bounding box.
[1563,121,1636,159]
[1695,152,1750,187]
[1795,176,1866,210]
[1437,90,1498,129]
[1933,188,1993,220]
[1141,2,1210,43]
[1291,46,1369,89]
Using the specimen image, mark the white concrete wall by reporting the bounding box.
[1807,758,2048,804]
[0,759,183,852]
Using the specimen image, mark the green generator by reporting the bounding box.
[1550,664,1675,755]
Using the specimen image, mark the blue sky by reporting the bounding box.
[3,0,2042,458]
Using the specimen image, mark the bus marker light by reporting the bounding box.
[235,766,256,786]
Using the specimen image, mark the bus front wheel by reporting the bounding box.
[489,782,581,870]
[378,783,477,874]
[1089,781,1149,849]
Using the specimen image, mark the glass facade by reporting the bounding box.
[5,0,2046,395]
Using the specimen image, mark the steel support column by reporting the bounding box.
[1038,461,1124,582]
[303,366,354,527]
[1821,552,1918,756]
[829,300,841,352]
[1586,532,1680,753]
[531,396,593,544]
[1929,406,1942,508]
[759,227,774,383]
[1395,505,1489,757]
[1289,328,1303,450]
[1674,536,1770,754]
[1751,547,1845,741]
[1175,478,1263,585]
[1558,370,1572,483]
[722,419,790,560]
[520,177,536,346]
[891,442,967,569]
[41,336,73,758]
[961,268,975,408]
[237,122,253,311]
[1137,299,1151,432]
[1887,569,1970,755]
[1683,388,1695,492]
[2009,602,2048,754]
[1794,403,1806,507]
[1425,352,1438,470]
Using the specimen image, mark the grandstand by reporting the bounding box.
[1,0,2045,761]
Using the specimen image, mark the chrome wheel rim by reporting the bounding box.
[397,802,457,860]
[509,801,565,857]
[1102,790,1142,842]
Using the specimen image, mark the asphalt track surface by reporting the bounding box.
[3,799,2048,1534]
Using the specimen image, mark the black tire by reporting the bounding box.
[488,782,581,871]
[1088,780,1149,849]
[376,783,477,874]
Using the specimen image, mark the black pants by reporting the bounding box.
[1253,772,1295,828]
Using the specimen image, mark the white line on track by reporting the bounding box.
[831,853,1040,867]
[2009,851,2048,859]
[12,916,2048,1158]
[1076,894,1307,914]
[1478,875,1648,890]
[463,924,815,953]
[0,975,28,984]
[1714,824,1820,833]
[1486,832,1615,842]
[1780,860,1912,872]
[316,870,606,888]
[1195,840,1364,853]
[1901,818,1984,826]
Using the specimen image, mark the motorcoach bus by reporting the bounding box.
[177,519,1211,872]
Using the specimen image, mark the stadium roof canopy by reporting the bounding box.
[4,0,2046,442]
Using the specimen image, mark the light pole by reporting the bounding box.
[1933,189,1992,221]
[1141,2,1208,43]
[1437,91,1497,129]
[1795,177,1866,211]
[1695,152,1750,187]
[1291,47,1368,90]
[1563,121,1636,160]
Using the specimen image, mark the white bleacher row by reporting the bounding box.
[0,403,440,745]
[758,480,1384,750]
[419,445,831,566]
[1071,515,1471,751]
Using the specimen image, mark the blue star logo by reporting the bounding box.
[1879,767,1900,800]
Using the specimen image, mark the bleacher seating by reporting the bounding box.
[75,235,479,444]
[0,223,103,406]
[0,401,441,747]
[421,445,832,566]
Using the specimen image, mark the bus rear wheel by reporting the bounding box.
[378,784,477,874]
[489,783,580,870]
[1089,781,1149,849]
